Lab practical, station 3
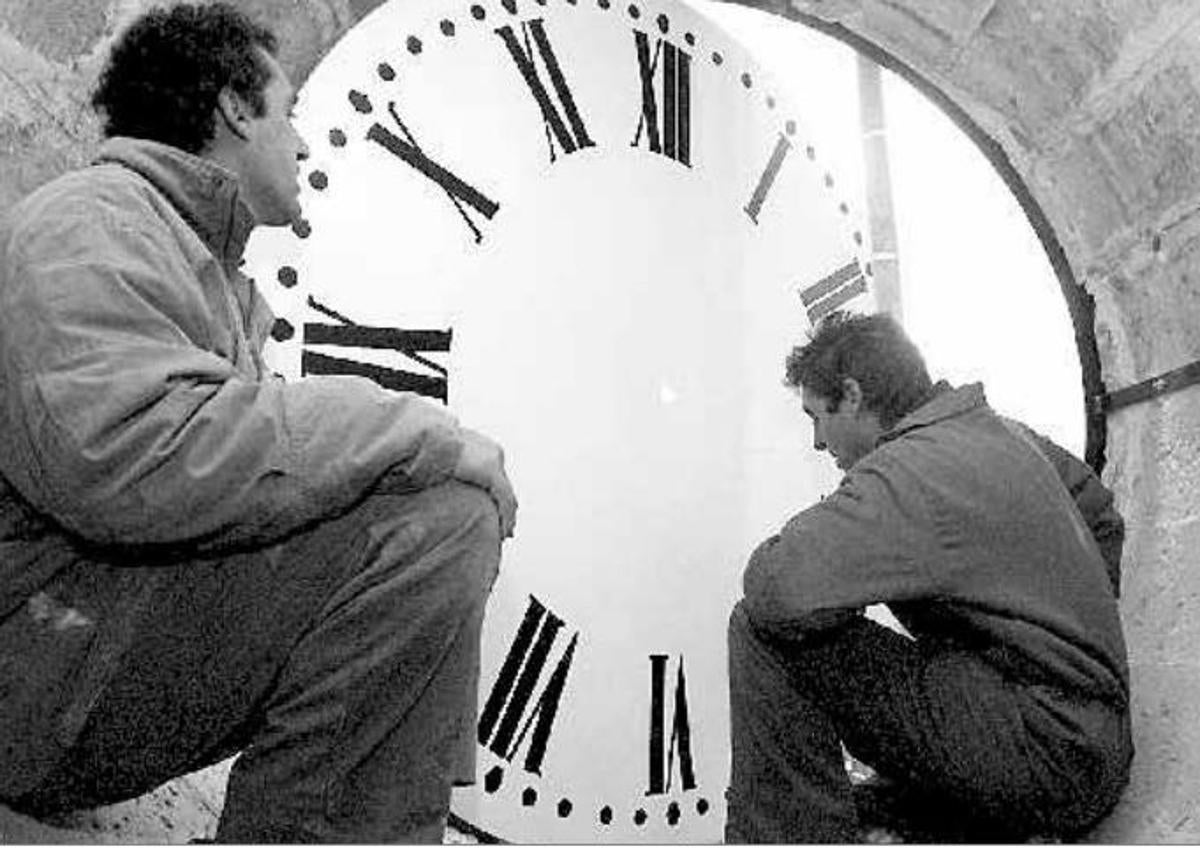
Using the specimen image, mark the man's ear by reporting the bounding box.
[215,87,252,142]
[840,377,864,413]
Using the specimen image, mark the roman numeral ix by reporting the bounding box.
[496,19,595,163]
[631,30,692,166]
[479,596,579,775]
[301,296,452,403]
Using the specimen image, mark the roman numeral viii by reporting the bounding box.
[631,30,692,166]
[300,296,452,403]
[496,19,595,163]
[478,596,579,775]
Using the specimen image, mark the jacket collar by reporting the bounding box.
[878,380,989,444]
[94,137,257,271]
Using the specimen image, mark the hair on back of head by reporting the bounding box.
[785,310,933,429]
[91,2,278,154]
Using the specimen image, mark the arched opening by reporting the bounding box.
[703,0,1108,470]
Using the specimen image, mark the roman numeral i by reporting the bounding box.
[362,99,501,244]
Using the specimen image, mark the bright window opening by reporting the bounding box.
[684,0,1086,456]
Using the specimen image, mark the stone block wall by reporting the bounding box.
[1,0,1197,842]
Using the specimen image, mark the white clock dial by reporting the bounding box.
[244,0,872,841]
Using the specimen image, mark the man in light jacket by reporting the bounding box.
[725,311,1131,842]
[0,3,516,842]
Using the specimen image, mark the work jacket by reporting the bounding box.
[0,138,465,797]
[743,382,1129,706]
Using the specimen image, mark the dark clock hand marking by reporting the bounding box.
[496,18,595,163]
[364,102,500,244]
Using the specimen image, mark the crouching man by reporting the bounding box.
[725,311,1131,843]
[0,3,516,842]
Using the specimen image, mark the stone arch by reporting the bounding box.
[0,0,1195,843]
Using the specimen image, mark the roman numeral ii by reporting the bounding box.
[799,259,869,323]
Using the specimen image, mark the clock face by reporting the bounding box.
[244,0,873,841]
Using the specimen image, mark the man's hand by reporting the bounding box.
[453,428,518,539]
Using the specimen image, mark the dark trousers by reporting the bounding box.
[8,482,501,842]
[725,602,1131,843]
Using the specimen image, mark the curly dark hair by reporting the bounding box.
[784,311,933,429]
[91,2,278,154]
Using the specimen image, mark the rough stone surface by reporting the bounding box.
[0,0,108,65]
[0,759,230,843]
[2,0,1200,843]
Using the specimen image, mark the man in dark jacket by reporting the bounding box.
[0,3,516,842]
[725,311,1131,842]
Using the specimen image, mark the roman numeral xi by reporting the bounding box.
[496,19,595,164]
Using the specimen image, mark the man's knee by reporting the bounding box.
[396,481,501,600]
[428,481,502,559]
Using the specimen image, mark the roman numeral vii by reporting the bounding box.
[646,654,697,795]
[478,596,579,775]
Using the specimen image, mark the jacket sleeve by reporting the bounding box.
[1007,422,1124,596]
[742,461,941,639]
[0,208,464,555]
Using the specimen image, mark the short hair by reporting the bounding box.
[91,2,278,154]
[785,311,933,429]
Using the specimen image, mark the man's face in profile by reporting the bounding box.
[800,380,883,471]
